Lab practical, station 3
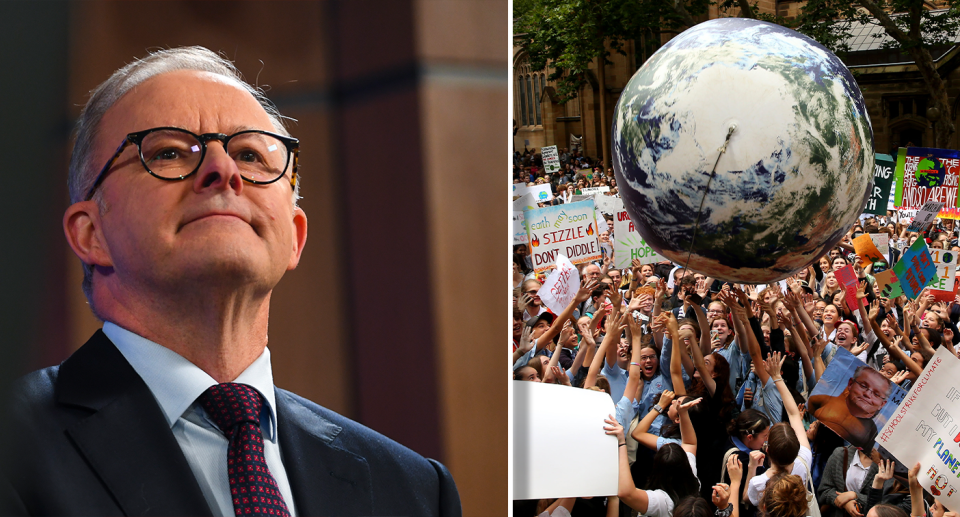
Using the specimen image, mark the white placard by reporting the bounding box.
[525,200,601,272]
[513,193,537,211]
[542,145,560,174]
[613,207,663,268]
[537,255,580,315]
[908,201,945,232]
[928,248,958,297]
[523,184,554,204]
[594,194,621,215]
[877,348,960,511]
[581,187,610,196]
[513,211,528,245]
[597,209,609,235]
[870,233,890,258]
[513,381,618,499]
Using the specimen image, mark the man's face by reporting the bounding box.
[76,71,307,299]
[813,301,826,320]
[583,265,601,281]
[847,369,890,418]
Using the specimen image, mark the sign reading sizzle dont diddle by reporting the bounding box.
[524,200,601,273]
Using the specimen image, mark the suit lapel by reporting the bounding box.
[276,391,373,516]
[58,330,213,517]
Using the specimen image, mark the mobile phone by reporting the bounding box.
[711,330,719,341]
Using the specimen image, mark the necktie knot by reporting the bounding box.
[197,383,263,436]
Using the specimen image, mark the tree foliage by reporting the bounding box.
[514,0,711,103]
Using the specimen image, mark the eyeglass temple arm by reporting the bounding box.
[85,138,134,200]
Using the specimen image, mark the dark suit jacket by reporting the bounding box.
[1,331,461,516]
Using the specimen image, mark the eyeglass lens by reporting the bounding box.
[141,130,289,182]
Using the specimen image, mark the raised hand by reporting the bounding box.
[517,292,532,313]
[748,450,765,468]
[551,366,571,386]
[891,370,909,384]
[655,278,668,301]
[803,293,815,314]
[696,278,709,298]
[657,390,676,410]
[711,483,730,510]
[575,278,601,304]
[727,454,743,483]
[764,351,785,379]
[518,325,534,354]
[606,283,623,309]
[851,341,870,356]
[651,312,679,336]
[559,321,575,344]
[603,415,625,443]
[679,397,702,410]
[868,299,881,322]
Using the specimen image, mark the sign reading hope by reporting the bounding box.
[612,200,662,269]
[525,199,601,273]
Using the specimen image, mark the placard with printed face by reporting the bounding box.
[524,200,601,273]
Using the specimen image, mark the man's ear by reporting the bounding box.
[287,206,308,270]
[63,201,113,267]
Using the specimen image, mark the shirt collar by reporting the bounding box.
[103,322,279,441]
[850,448,868,470]
[731,436,751,452]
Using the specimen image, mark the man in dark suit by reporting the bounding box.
[2,47,460,516]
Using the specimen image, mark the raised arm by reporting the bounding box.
[678,396,701,455]
[542,321,574,384]
[874,314,924,377]
[623,315,645,403]
[764,351,810,450]
[688,297,713,357]
[584,309,621,389]
[604,416,650,513]
[631,390,675,451]
[652,312,686,396]
[537,278,600,350]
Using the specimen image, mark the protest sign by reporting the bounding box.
[834,265,862,311]
[853,234,886,267]
[898,209,917,227]
[810,347,906,452]
[877,347,960,511]
[596,209,609,235]
[524,184,554,204]
[513,211,528,245]
[513,381,618,499]
[537,255,580,315]
[895,147,960,219]
[907,201,945,232]
[513,193,537,211]
[525,200,601,272]
[928,248,958,302]
[512,182,523,198]
[594,194,621,216]
[870,233,890,258]
[581,187,610,196]
[892,238,938,299]
[875,269,903,299]
[866,154,897,215]
[613,207,663,269]
[542,145,560,174]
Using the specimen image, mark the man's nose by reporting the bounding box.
[194,141,243,194]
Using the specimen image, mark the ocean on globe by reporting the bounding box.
[612,18,874,283]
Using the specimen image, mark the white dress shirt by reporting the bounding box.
[104,322,297,516]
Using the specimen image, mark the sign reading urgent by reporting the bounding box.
[894,147,960,219]
[613,203,663,269]
[525,199,601,272]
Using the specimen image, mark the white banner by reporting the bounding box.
[537,255,580,315]
[613,208,663,268]
[542,145,560,174]
[513,211,528,245]
[877,348,960,511]
[525,200,601,272]
[513,382,618,499]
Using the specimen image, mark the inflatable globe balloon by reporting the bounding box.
[612,18,873,283]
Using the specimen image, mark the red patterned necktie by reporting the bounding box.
[197,383,292,517]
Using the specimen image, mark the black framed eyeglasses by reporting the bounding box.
[85,126,300,200]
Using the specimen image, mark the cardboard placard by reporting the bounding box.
[542,145,560,174]
[895,147,960,219]
[870,233,890,258]
[907,201,945,233]
[613,205,663,269]
[513,382,618,499]
[513,211,528,245]
[865,154,896,216]
[594,194,621,216]
[581,187,610,196]
[877,348,960,511]
[513,193,537,211]
[525,200,601,273]
[834,265,862,312]
[853,234,886,267]
[537,255,580,315]
[927,249,958,302]
[875,269,903,299]
[892,238,938,300]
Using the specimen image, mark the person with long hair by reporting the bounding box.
[745,353,813,507]
[758,473,808,517]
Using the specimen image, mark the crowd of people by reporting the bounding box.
[511,151,960,517]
